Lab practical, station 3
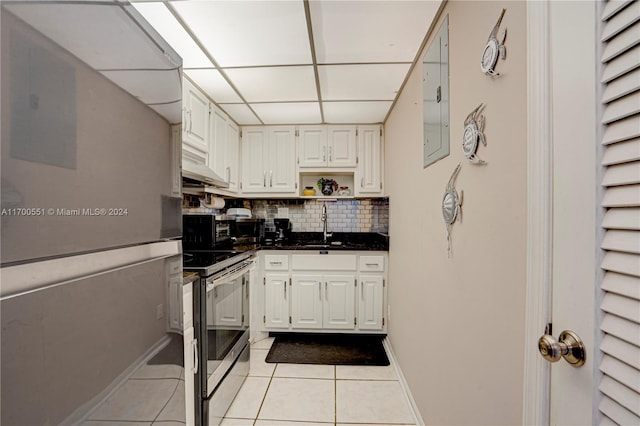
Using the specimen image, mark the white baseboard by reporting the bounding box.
[383,337,425,426]
[61,334,173,425]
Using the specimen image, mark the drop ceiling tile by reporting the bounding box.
[251,103,322,125]
[323,101,392,124]
[185,69,242,103]
[225,66,317,103]
[318,64,410,101]
[310,0,441,63]
[131,1,214,68]
[171,0,311,67]
[220,104,261,125]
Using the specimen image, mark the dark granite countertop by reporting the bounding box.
[259,232,389,251]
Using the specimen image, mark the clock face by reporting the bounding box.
[481,40,498,73]
[442,190,459,225]
[462,125,477,157]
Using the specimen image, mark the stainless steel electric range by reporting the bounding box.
[183,248,254,426]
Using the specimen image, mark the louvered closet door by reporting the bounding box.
[599,0,640,424]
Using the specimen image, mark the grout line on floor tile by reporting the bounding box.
[151,377,181,424]
[250,361,276,424]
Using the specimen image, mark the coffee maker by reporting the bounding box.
[273,218,291,243]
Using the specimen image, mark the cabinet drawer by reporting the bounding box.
[291,254,356,271]
[264,255,289,270]
[359,256,385,272]
[168,259,182,275]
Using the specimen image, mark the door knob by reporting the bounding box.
[538,330,585,367]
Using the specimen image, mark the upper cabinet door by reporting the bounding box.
[356,125,383,195]
[328,126,357,167]
[182,78,209,154]
[226,120,239,192]
[268,127,297,193]
[241,127,268,192]
[298,125,357,168]
[298,126,327,168]
[209,105,228,180]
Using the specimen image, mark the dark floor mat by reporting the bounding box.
[265,333,389,366]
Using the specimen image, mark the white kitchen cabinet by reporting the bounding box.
[240,127,268,192]
[209,105,228,182]
[356,125,384,196]
[358,274,384,331]
[291,274,323,329]
[298,126,327,168]
[209,105,240,192]
[168,275,183,331]
[226,120,239,191]
[324,275,356,329]
[171,125,182,196]
[264,274,290,329]
[291,273,356,330]
[167,257,184,333]
[258,251,386,334]
[241,126,296,194]
[182,78,210,155]
[298,125,357,168]
[328,126,357,167]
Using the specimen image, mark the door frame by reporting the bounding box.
[522,1,553,423]
[523,2,603,424]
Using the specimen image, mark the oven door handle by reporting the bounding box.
[192,339,198,374]
[207,260,254,291]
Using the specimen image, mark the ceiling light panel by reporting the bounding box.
[185,70,242,103]
[323,101,392,124]
[171,1,312,67]
[319,64,410,101]
[225,66,317,103]
[251,103,322,125]
[131,1,214,68]
[310,0,441,63]
[219,104,261,125]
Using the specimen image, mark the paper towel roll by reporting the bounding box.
[201,197,225,209]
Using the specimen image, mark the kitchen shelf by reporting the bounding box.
[299,171,355,198]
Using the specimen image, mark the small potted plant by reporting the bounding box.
[317,178,338,196]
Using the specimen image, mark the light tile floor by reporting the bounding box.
[82,363,186,425]
[221,337,416,426]
[81,337,415,426]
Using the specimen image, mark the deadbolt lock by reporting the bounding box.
[538,330,586,367]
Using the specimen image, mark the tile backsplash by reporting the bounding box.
[249,199,389,234]
[182,195,389,234]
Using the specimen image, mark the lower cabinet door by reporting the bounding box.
[291,274,323,329]
[264,274,290,329]
[324,275,356,330]
[358,275,384,330]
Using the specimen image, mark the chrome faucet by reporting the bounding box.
[321,203,332,243]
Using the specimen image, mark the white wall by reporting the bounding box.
[385,2,527,424]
